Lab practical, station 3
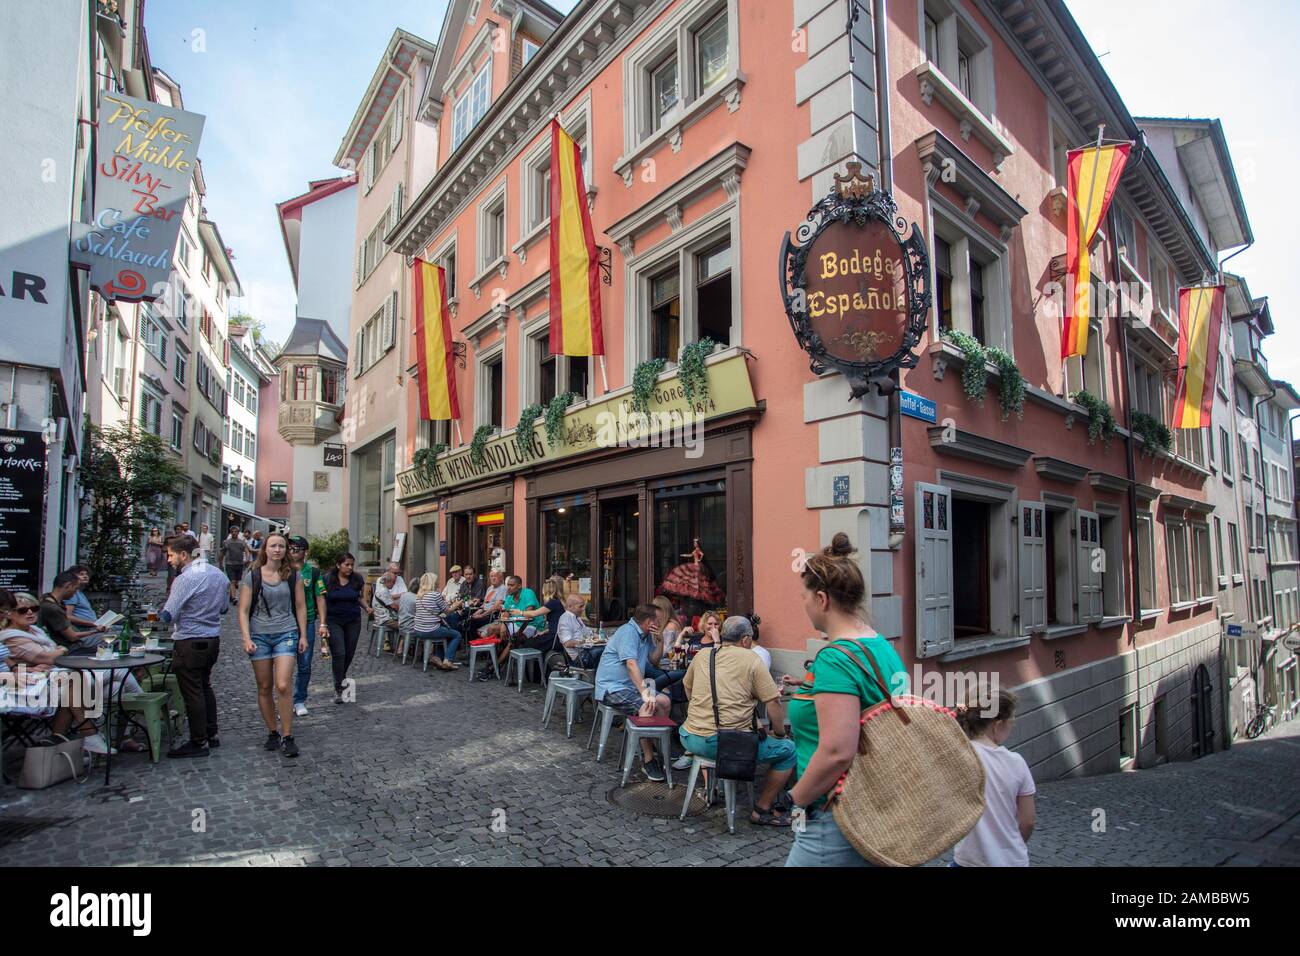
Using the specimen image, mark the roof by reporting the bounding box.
[279,317,348,363]
[276,177,358,287]
[334,28,437,168]
[1134,117,1253,252]
[1271,380,1300,411]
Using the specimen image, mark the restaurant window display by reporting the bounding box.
[543,503,592,610]
[654,480,727,619]
[356,436,396,567]
[599,498,640,623]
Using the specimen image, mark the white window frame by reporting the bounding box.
[916,0,996,117]
[170,410,184,451]
[474,338,506,430]
[930,471,1018,644]
[517,97,593,252]
[1064,316,1106,403]
[1165,519,1193,608]
[1137,511,1158,614]
[431,231,459,308]
[625,203,739,373]
[475,180,509,280]
[1191,521,1214,601]
[452,61,492,152]
[929,196,1012,352]
[521,37,541,67]
[519,312,593,408]
[1096,505,1126,618]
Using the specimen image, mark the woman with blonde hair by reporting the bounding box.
[412,572,463,671]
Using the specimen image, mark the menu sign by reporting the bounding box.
[70,91,205,302]
[0,430,46,592]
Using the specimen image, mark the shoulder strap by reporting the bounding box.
[250,567,263,617]
[707,645,758,734]
[820,639,900,709]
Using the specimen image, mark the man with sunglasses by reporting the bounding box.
[288,537,329,716]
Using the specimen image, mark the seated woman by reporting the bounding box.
[680,610,722,652]
[0,641,86,741]
[412,573,463,671]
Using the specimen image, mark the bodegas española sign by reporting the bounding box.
[70,91,205,303]
[779,163,931,398]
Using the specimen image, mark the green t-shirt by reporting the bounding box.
[301,562,326,623]
[788,636,909,802]
[504,588,544,630]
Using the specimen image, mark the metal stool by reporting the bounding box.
[586,701,625,762]
[541,677,595,738]
[679,754,753,834]
[504,648,544,692]
[467,641,501,683]
[421,635,450,672]
[620,715,675,788]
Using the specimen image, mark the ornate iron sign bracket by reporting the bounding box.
[779,164,932,400]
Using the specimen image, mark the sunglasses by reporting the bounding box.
[15,606,38,613]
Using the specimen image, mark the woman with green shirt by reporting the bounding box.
[785,532,909,867]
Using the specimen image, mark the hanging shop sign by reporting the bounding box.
[323,444,345,467]
[779,163,931,399]
[70,91,205,303]
[0,430,47,592]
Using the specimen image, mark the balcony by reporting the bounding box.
[278,399,342,445]
[1233,321,1271,397]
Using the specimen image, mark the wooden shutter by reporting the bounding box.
[915,482,954,659]
[392,89,405,145]
[1020,502,1047,634]
[356,241,365,288]
[384,292,397,350]
[354,330,364,377]
[1077,510,1103,621]
[392,181,404,222]
[365,145,375,191]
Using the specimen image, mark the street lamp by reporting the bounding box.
[230,465,243,494]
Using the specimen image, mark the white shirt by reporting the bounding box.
[557,610,586,660]
[373,577,407,624]
[442,578,463,602]
[954,740,1036,867]
[751,644,772,670]
[199,532,213,557]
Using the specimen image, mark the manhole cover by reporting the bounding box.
[608,779,709,818]
[0,816,76,848]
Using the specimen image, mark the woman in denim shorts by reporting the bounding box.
[238,532,307,758]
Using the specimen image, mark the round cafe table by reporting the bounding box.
[58,653,165,786]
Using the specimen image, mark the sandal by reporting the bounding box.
[750,806,791,827]
[119,739,148,753]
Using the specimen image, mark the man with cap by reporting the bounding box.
[288,536,329,716]
[442,565,465,603]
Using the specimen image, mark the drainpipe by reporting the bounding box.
[1254,380,1278,705]
[1108,207,1142,631]
[872,0,893,194]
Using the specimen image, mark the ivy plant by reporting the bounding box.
[469,425,495,469]
[631,357,668,415]
[985,346,1025,421]
[941,328,989,406]
[515,404,544,459]
[1071,390,1118,447]
[545,392,577,448]
[678,338,716,406]
[1131,411,1173,455]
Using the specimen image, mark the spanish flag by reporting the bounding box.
[548,119,604,356]
[1061,143,1131,359]
[1172,285,1226,429]
[413,258,460,421]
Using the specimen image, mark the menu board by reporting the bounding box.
[0,430,46,592]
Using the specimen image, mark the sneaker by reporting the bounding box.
[167,740,209,759]
[207,736,221,748]
[293,702,308,717]
[642,758,667,782]
[82,734,117,756]
[334,691,344,704]
[264,731,282,751]
[672,753,694,771]
[280,735,299,758]
[476,667,496,682]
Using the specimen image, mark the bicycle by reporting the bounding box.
[1245,702,1275,739]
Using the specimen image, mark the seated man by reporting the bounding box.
[555,593,588,664]
[678,616,795,826]
[494,575,549,672]
[372,564,406,651]
[40,572,102,651]
[470,570,507,634]
[61,566,116,637]
[593,604,672,782]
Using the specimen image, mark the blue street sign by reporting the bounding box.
[1226,623,1243,638]
[900,390,937,423]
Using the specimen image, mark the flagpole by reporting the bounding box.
[599,356,609,395]
[454,420,463,446]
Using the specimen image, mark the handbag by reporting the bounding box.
[19,735,88,790]
[819,641,985,867]
[708,646,759,781]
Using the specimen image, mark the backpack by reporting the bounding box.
[249,567,299,620]
[820,640,986,867]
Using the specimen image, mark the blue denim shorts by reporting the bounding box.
[785,808,875,867]
[679,728,798,771]
[249,631,298,661]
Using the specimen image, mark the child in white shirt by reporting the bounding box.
[953,689,1036,866]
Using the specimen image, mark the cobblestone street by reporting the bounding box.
[3,601,1299,866]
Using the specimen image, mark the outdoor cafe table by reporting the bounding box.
[58,652,165,786]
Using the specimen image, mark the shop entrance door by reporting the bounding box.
[598,497,640,624]
[476,514,506,579]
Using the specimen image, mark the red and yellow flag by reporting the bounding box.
[1061,142,1131,359]
[1172,285,1226,429]
[413,258,460,421]
[548,119,604,356]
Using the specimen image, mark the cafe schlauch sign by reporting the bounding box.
[779,164,930,398]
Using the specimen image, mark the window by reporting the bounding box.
[1064,318,1105,401]
[650,268,681,361]
[930,215,1007,349]
[139,311,166,364]
[1098,511,1124,616]
[440,242,457,301]
[1153,696,1169,763]
[630,2,736,147]
[452,63,492,151]
[527,326,590,406]
[359,209,390,283]
[1255,510,1266,552]
[139,391,163,436]
[695,11,729,90]
[919,0,993,115]
[1049,119,1072,189]
[477,189,507,273]
[321,368,341,405]
[476,348,504,429]
[245,431,256,460]
[520,110,590,239]
[695,241,732,346]
[170,411,184,450]
[243,477,254,503]
[1148,249,1174,317]
[177,230,192,272]
[537,332,557,405]
[924,14,939,62]
[1220,427,1232,481]
[1044,503,1075,625]
[934,237,953,332]
[1192,523,1213,600]
[1174,427,1205,468]
[1228,522,1242,575]
[1214,517,1226,585]
[649,55,679,134]
[354,297,396,377]
[1112,205,1137,260]
[293,366,311,401]
[1076,509,1103,623]
[521,37,541,67]
[1137,513,1157,612]
[1239,435,1251,480]
[268,482,288,505]
[1119,705,1137,764]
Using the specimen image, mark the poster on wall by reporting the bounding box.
[390,532,407,564]
[0,430,47,592]
[70,90,205,303]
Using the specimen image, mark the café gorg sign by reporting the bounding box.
[780,164,930,398]
[70,91,205,303]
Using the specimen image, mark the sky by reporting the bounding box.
[147,0,1297,379]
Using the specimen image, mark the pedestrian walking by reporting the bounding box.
[221,526,249,604]
[288,536,329,716]
[198,524,214,563]
[952,690,1036,867]
[784,533,909,867]
[323,552,371,703]
[159,533,230,757]
[146,528,165,573]
[237,532,307,758]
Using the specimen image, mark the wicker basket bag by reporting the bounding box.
[821,643,986,867]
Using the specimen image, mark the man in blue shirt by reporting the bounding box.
[160,534,229,758]
[594,604,672,781]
